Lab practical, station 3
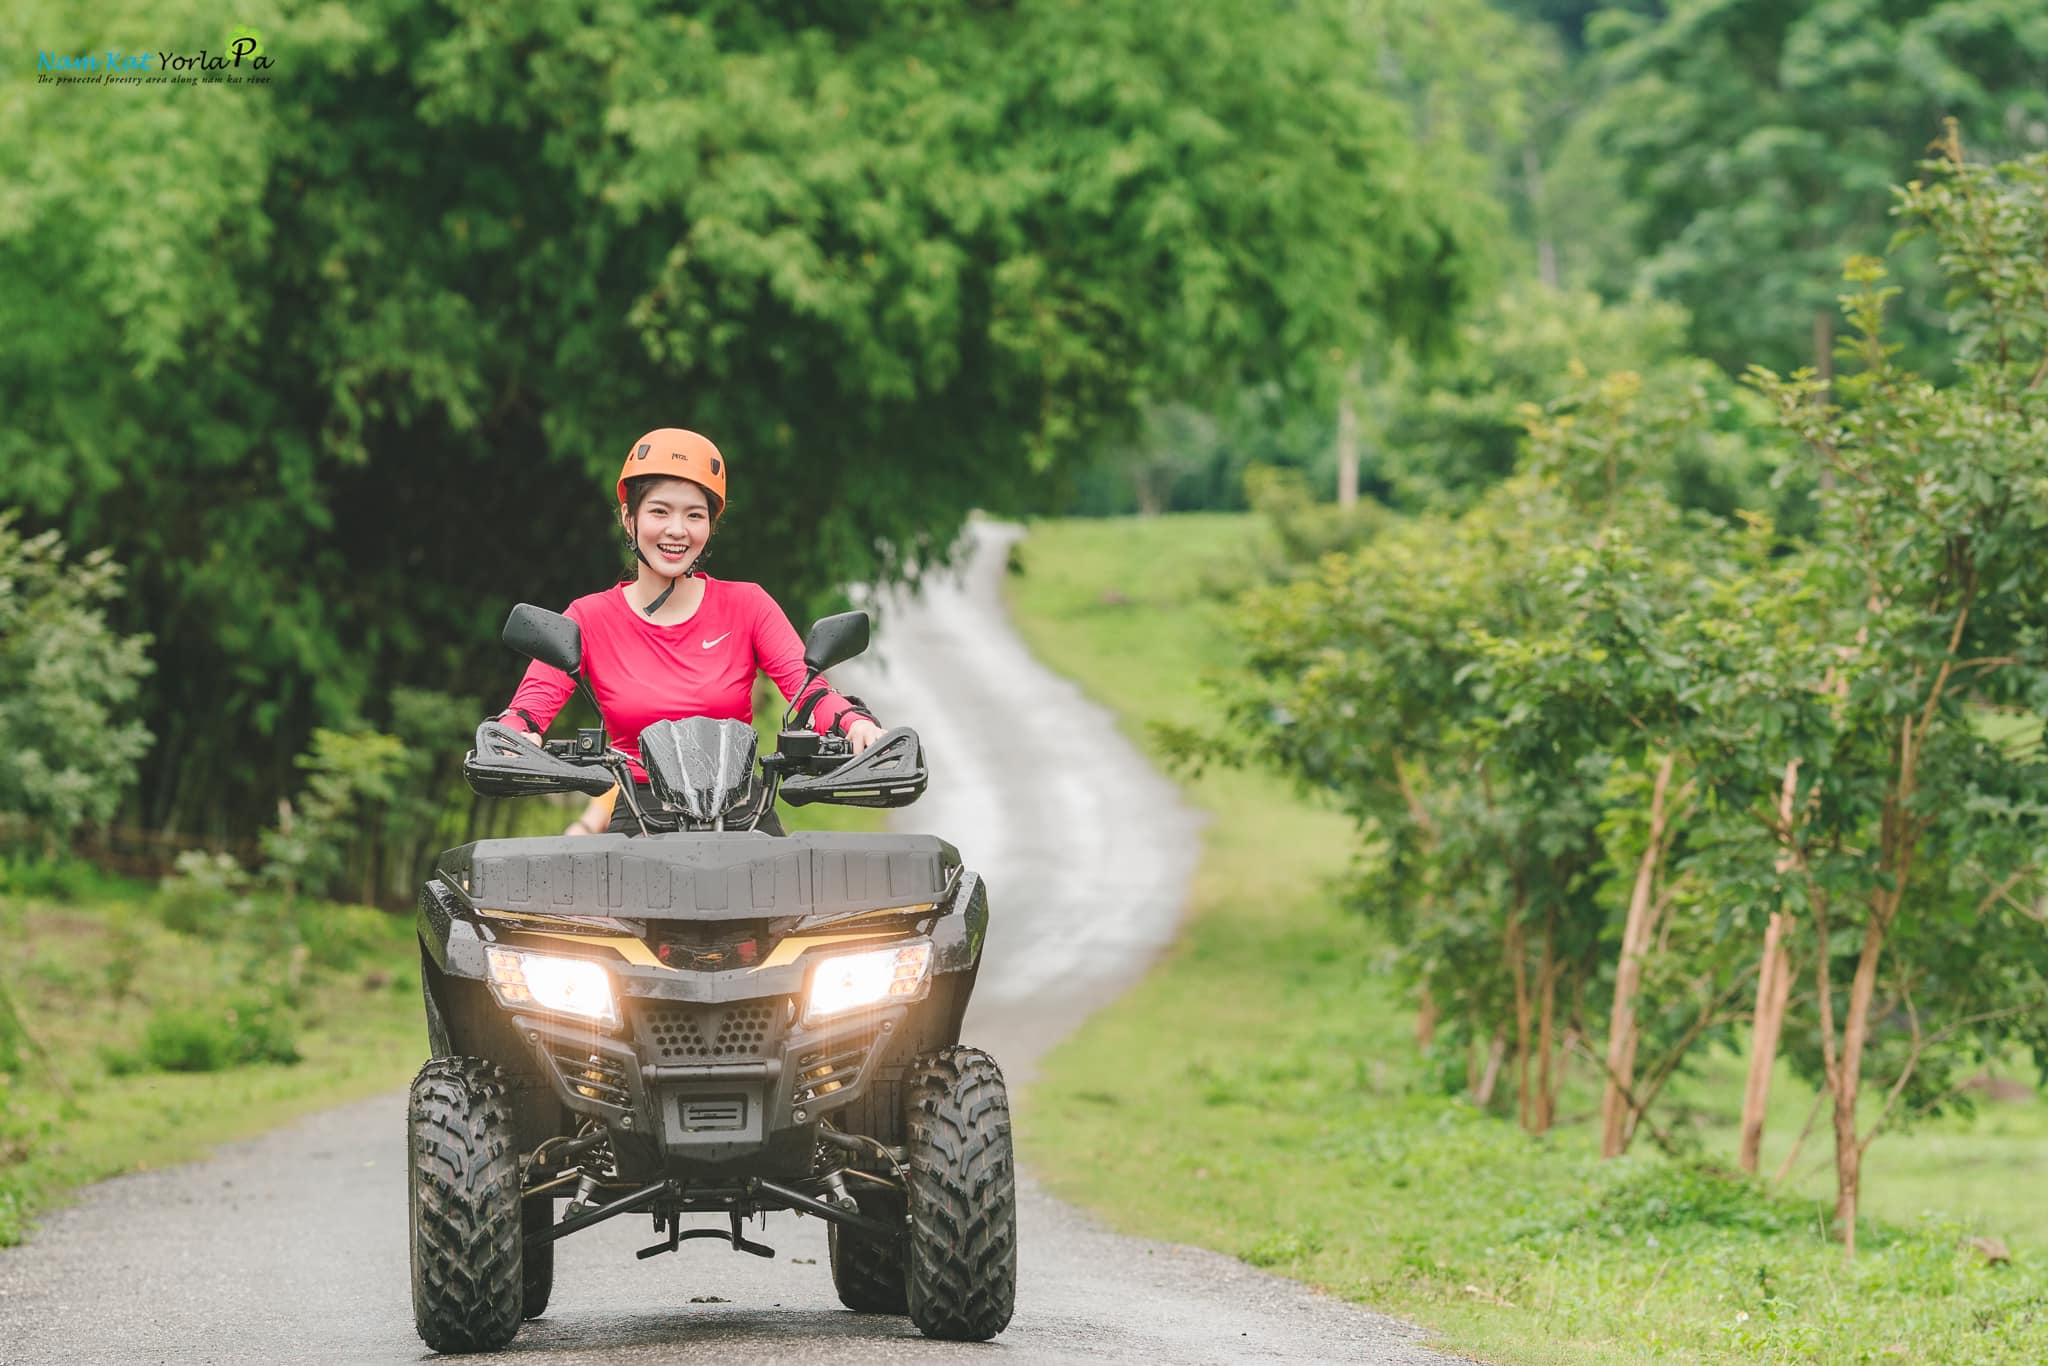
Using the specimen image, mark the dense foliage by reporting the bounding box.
[1,0,1488,837]
[1197,146,2048,1249]
[1572,0,2048,375]
[0,516,154,847]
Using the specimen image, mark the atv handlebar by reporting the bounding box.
[467,718,922,825]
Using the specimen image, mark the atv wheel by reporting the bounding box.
[904,1047,1016,1340]
[521,1196,555,1320]
[409,1057,524,1352]
[828,1189,908,1314]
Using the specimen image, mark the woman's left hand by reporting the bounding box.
[845,718,885,755]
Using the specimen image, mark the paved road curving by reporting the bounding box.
[0,521,1451,1365]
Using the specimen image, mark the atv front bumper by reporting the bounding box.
[515,995,908,1169]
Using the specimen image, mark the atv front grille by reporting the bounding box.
[551,1045,631,1109]
[794,1037,872,1106]
[653,921,776,970]
[635,1002,784,1063]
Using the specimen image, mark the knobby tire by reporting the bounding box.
[409,1057,524,1352]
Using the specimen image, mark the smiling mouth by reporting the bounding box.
[655,542,690,558]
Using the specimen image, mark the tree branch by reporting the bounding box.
[1973,866,2035,921]
[1572,1036,1682,1157]
[1858,998,2041,1157]
[1772,1089,1827,1189]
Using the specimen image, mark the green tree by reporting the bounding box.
[1744,145,2048,1250]
[0,514,155,849]
[1,0,1491,840]
[1370,282,1791,519]
[1574,0,2048,375]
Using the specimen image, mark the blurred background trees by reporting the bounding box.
[2,0,1490,839]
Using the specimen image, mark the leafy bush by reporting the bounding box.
[0,997,24,1079]
[100,904,147,1007]
[1193,146,2048,1254]
[95,1044,148,1078]
[1581,1160,1796,1239]
[1242,463,1381,570]
[258,729,407,903]
[297,902,407,973]
[0,515,154,847]
[153,850,255,936]
[141,995,300,1073]
[0,851,122,904]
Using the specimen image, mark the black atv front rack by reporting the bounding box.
[643,1209,774,1260]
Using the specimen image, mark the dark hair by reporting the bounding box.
[620,474,722,580]
[624,473,724,523]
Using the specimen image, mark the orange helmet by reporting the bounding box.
[617,428,726,516]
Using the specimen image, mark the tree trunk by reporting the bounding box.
[1508,911,1533,1131]
[1814,308,1837,494]
[1523,145,1559,290]
[1832,913,1886,1256]
[1738,912,1793,1173]
[1416,986,1438,1051]
[1473,1029,1507,1107]
[1740,760,1803,1174]
[1133,464,1164,517]
[1813,308,1835,394]
[1601,752,1676,1157]
[1533,915,1560,1135]
[1335,388,1360,510]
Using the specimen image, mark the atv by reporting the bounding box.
[408,603,1016,1352]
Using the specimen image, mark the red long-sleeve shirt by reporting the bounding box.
[500,576,869,783]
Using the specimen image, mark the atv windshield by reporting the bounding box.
[639,717,760,821]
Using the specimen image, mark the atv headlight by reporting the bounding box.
[804,940,933,1023]
[486,947,617,1026]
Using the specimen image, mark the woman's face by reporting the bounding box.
[625,477,714,576]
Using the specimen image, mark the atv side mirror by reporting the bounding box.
[504,604,582,675]
[802,611,871,673]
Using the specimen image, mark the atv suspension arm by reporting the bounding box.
[750,1177,902,1241]
[534,1180,669,1245]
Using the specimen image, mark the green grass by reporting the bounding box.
[0,864,424,1246]
[1006,512,2048,1366]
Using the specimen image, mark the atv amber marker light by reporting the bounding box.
[803,940,933,1023]
[486,947,617,1026]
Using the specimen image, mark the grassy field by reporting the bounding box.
[1005,512,2048,1366]
[0,860,425,1246]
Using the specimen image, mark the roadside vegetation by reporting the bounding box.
[0,854,423,1246]
[1007,146,2048,1364]
[1010,514,2048,1365]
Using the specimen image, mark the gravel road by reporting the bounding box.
[0,521,1452,1365]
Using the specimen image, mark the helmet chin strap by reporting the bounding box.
[631,534,688,616]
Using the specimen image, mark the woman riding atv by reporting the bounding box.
[417,448,1014,1352]
[495,428,886,835]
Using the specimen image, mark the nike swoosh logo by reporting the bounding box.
[701,632,732,649]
